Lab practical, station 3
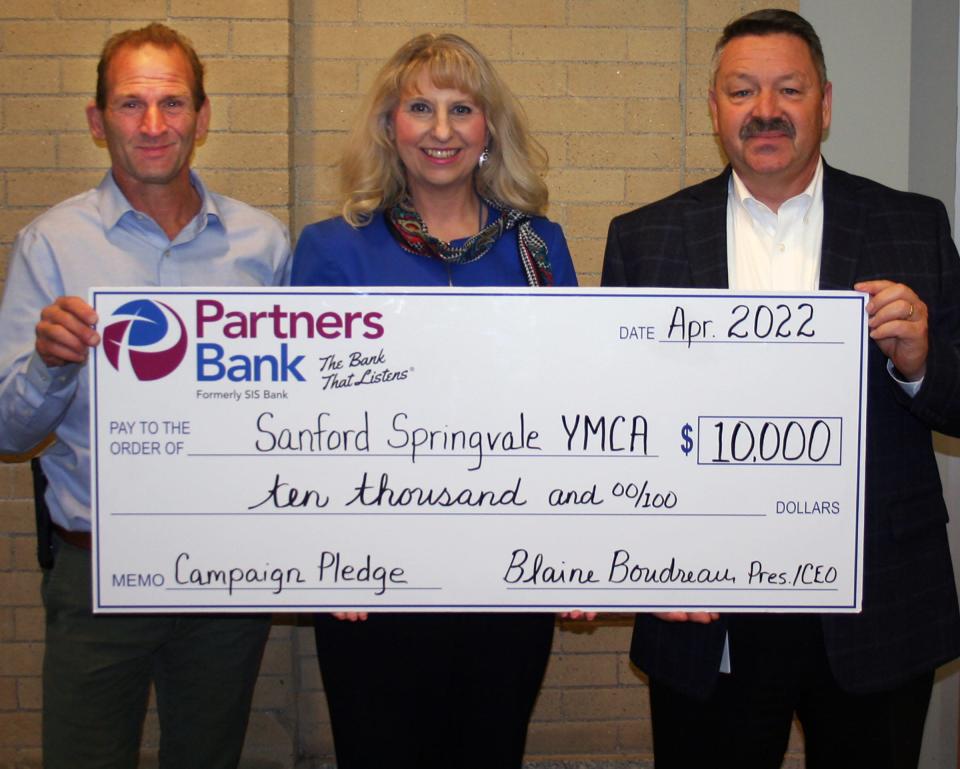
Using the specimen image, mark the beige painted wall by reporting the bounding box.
[0,1,800,766]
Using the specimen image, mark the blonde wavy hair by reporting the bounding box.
[339,33,549,226]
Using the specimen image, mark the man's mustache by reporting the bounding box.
[739,117,796,139]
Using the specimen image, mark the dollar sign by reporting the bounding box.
[680,423,694,455]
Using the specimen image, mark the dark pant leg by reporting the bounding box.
[649,673,794,769]
[448,613,555,769]
[314,613,441,769]
[314,612,554,769]
[648,614,935,769]
[649,614,834,769]
[153,614,271,769]
[42,540,162,769]
[799,670,934,769]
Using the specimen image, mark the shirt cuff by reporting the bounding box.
[20,350,80,406]
[886,359,922,397]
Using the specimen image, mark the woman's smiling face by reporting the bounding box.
[392,70,487,202]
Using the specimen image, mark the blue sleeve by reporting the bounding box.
[0,227,82,454]
[543,221,578,287]
[291,224,323,286]
[291,220,358,287]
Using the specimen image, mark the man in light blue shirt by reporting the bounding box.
[0,23,290,769]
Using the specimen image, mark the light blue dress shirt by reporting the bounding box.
[0,171,291,531]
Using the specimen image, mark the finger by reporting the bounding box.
[559,610,599,621]
[37,302,99,348]
[853,279,895,297]
[866,298,924,329]
[653,611,719,623]
[867,300,928,344]
[857,282,920,319]
[332,612,368,622]
[686,612,720,624]
[57,296,99,327]
[36,322,93,365]
[35,298,102,366]
[854,279,914,309]
[46,297,100,343]
[868,317,927,342]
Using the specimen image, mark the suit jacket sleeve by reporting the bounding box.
[901,199,960,436]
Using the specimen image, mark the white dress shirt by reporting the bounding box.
[727,157,824,292]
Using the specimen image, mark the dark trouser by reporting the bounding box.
[649,614,934,769]
[314,612,556,769]
[42,538,271,769]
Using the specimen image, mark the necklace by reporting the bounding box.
[386,195,555,286]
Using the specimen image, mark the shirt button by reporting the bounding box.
[162,250,170,258]
[778,243,785,252]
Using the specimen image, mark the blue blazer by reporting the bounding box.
[602,163,960,696]
[292,210,576,288]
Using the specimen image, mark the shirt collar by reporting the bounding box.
[96,169,223,237]
[730,156,823,220]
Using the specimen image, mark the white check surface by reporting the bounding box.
[90,287,867,613]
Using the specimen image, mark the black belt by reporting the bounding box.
[52,524,91,550]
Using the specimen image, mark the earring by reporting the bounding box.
[478,146,490,168]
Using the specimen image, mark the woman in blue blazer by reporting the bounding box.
[292,33,577,769]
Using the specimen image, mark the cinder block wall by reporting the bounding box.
[0,2,801,767]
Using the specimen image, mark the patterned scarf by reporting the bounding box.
[386,196,554,287]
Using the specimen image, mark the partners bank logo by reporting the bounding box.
[103,299,188,381]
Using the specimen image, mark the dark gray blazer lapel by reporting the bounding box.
[819,162,866,290]
[683,170,731,289]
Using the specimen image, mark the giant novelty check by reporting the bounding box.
[90,287,868,613]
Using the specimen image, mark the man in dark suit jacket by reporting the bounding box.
[602,9,960,769]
